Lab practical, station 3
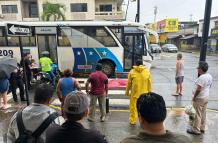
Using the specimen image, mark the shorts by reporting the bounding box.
[175,76,184,84]
[0,79,9,93]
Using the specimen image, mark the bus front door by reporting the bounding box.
[124,34,144,71]
[37,35,58,64]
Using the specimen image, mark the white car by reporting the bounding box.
[162,44,178,53]
[150,44,162,53]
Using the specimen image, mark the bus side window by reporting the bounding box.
[7,37,19,46]
[21,37,36,46]
[0,27,7,46]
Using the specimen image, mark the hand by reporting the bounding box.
[86,90,90,94]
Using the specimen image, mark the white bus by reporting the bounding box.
[0,21,157,76]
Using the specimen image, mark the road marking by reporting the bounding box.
[51,98,130,106]
[50,105,218,113]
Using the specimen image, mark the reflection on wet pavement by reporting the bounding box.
[1,106,218,143]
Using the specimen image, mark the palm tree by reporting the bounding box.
[41,1,66,21]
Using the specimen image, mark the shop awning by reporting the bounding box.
[180,35,197,40]
[167,35,181,39]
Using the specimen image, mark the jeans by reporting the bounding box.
[47,71,56,86]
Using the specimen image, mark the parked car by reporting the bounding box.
[162,44,178,53]
[150,44,162,53]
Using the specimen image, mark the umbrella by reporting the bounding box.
[0,57,17,79]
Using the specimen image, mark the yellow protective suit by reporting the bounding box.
[125,65,152,124]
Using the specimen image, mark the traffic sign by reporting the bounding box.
[7,23,32,36]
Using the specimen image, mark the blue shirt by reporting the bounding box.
[0,78,9,93]
[60,77,75,96]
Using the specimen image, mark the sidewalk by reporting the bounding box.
[85,108,218,143]
[1,104,218,143]
[180,49,218,57]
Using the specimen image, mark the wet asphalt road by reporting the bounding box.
[0,51,218,143]
[151,52,218,109]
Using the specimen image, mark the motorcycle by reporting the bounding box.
[37,64,61,85]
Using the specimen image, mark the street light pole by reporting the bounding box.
[137,0,140,22]
[200,0,213,62]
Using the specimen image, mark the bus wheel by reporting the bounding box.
[101,61,115,77]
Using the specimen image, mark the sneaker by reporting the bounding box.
[100,116,106,122]
[200,130,205,134]
[187,129,201,135]
[179,93,183,96]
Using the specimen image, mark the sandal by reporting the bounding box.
[2,104,11,110]
[172,93,179,96]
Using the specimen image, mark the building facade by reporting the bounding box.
[199,16,218,52]
[0,0,124,21]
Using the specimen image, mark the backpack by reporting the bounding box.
[15,109,59,143]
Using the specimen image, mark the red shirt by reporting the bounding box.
[88,71,108,95]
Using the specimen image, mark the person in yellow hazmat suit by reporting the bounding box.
[125,60,152,125]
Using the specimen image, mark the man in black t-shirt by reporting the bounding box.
[21,53,33,90]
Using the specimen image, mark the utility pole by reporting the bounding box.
[200,0,213,62]
[189,14,193,22]
[154,6,157,23]
[154,6,158,30]
[133,0,140,22]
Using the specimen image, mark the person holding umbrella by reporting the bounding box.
[0,57,17,109]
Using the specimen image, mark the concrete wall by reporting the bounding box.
[0,0,123,21]
[0,0,22,21]
[38,0,95,20]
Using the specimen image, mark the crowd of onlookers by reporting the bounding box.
[0,53,213,143]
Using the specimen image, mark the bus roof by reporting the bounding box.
[0,21,146,27]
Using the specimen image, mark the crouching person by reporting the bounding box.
[121,92,191,143]
[46,91,108,143]
[7,84,61,143]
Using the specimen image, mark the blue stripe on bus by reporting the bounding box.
[95,48,123,72]
[72,48,123,73]
[73,48,86,72]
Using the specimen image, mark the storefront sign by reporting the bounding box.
[165,18,178,33]
[211,28,218,37]
[157,20,166,33]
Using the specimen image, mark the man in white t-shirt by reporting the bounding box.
[187,61,212,135]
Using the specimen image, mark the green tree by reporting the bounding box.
[41,1,66,21]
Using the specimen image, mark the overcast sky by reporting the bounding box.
[123,0,218,24]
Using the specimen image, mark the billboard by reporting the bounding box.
[157,20,166,33]
[165,18,178,32]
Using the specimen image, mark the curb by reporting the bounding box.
[50,104,218,113]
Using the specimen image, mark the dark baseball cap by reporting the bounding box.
[64,91,89,114]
